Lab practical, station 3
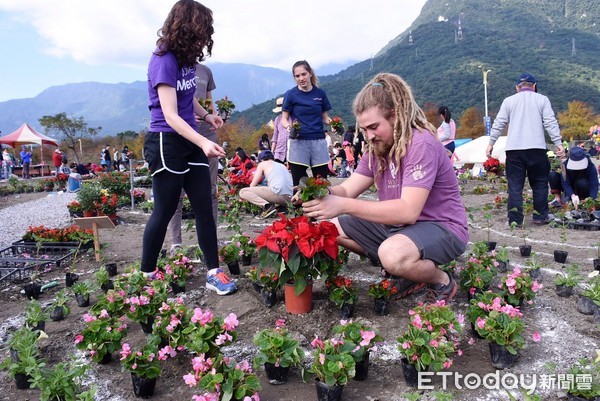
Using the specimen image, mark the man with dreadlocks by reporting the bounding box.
[302,73,468,303]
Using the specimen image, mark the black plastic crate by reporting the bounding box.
[11,239,93,251]
[0,259,52,282]
[0,245,77,268]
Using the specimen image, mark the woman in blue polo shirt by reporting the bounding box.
[281,60,333,186]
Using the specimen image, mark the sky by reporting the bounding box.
[0,0,427,102]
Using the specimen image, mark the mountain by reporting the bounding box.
[2,0,599,135]
[0,63,293,135]
[240,0,600,129]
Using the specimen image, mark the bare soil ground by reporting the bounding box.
[0,179,598,401]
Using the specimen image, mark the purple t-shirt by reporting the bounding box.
[355,129,468,244]
[147,49,197,132]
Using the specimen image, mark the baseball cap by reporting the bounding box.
[517,73,536,85]
[258,150,274,161]
[566,147,588,170]
[342,141,351,146]
[272,97,284,113]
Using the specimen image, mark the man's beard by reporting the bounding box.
[370,140,392,158]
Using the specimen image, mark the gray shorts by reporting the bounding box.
[288,138,330,167]
[338,216,466,265]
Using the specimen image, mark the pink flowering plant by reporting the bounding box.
[183,354,261,401]
[331,319,384,364]
[219,241,242,264]
[328,276,359,308]
[498,265,543,306]
[182,308,239,357]
[458,242,498,294]
[253,319,305,369]
[161,250,195,287]
[119,335,161,379]
[124,281,169,326]
[396,301,462,372]
[308,335,356,386]
[466,292,525,355]
[153,298,189,352]
[74,310,128,363]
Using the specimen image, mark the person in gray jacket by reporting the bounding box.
[486,73,564,226]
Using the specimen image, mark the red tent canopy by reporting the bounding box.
[0,123,58,148]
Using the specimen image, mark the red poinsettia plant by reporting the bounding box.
[329,116,344,133]
[483,157,504,175]
[255,214,339,295]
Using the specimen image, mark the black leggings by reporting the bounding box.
[141,165,218,272]
[289,163,332,187]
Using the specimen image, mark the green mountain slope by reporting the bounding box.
[240,0,600,129]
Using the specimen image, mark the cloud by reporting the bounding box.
[0,0,425,70]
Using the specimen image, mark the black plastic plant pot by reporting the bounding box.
[140,316,155,335]
[131,373,157,399]
[14,373,32,390]
[23,283,42,300]
[252,282,263,293]
[594,259,600,271]
[65,272,79,287]
[555,284,573,298]
[489,342,519,369]
[76,293,90,307]
[227,260,241,275]
[373,299,390,316]
[169,282,186,294]
[315,379,344,401]
[101,280,114,293]
[264,362,290,385]
[519,245,531,257]
[241,254,252,266]
[339,303,355,319]
[496,260,509,273]
[260,288,278,307]
[98,352,112,365]
[577,295,598,315]
[401,358,420,388]
[553,250,568,264]
[105,263,118,277]
[29,320,45,333]
[50,306,64,321]
[485,241,497,252]
[529,267,542,281]
[354,351,370,381]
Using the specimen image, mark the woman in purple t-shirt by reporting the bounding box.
[141,0,235,294]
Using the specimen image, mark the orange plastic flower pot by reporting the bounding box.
[284,282,313,314]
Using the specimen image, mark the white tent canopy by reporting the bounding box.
[454,135,507,164]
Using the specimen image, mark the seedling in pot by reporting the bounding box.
[553,264,581,297]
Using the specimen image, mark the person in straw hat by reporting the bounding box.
[270,96,288,164]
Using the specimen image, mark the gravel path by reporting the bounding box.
[0,192,77,249]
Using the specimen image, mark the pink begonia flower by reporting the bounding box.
[275,319,286,328]
[183,373,197,387]
[120,343,132,360]
[192,355,213,373]
[468,338,475,345]
[408,309,415,315]
[99,309,109,319]
[401,341,411,349]
[429,339,439,348]
[82,313,96,323]
[158,345,177,361]
[132,363,138,370]
[412,354,418,361]
[191,308,213,325]
[532,281,542,292]
[331,337,344,346]
[412,314,423,329]
[74,334,84,344]
[192,394,219,401]
[532,332,541,342]
[223,313,239,331]
[319,353,326,364]
[443,359,453,369]
[90,350,97,356]
[311,336,324,349]
[215,332,232,345]
[505,277,516,288]
[476,317,486,329]
[458,349,463,356]
[469,287,477,296]
[148,353,155,362]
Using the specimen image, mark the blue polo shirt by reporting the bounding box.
[282,86,331,140]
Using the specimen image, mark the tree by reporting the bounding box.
[39,113,101,164]
[557,100,598,141]
[456,107,485,139]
